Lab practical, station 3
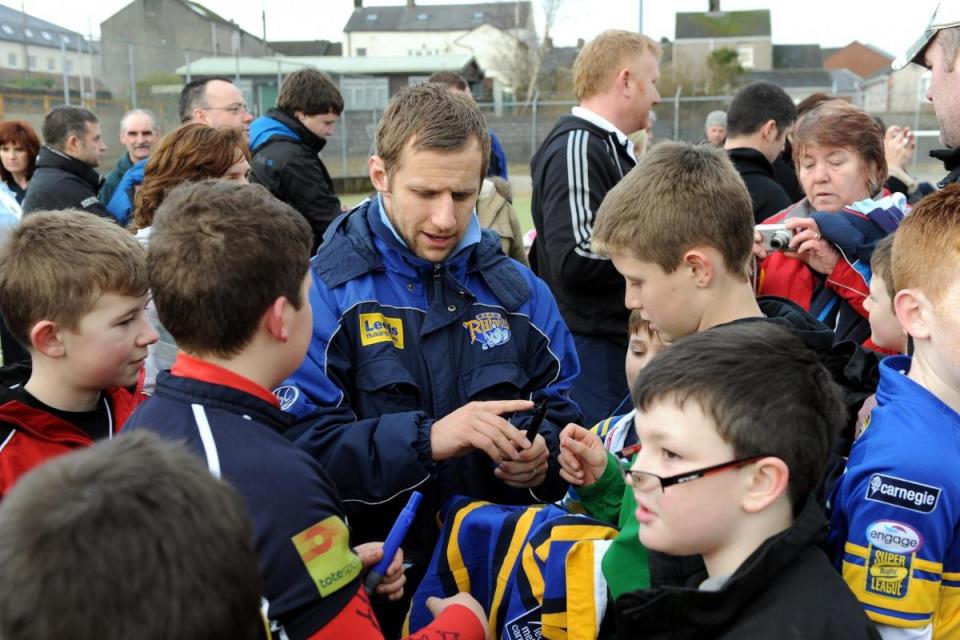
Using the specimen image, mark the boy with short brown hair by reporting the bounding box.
[617,322,879,638]
[125,180,487,640]
[0,210,157,496]
[829,184,960,639]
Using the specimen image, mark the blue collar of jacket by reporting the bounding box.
[314,196,530,311]
[249,109,326,154]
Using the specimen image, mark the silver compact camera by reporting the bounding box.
[755,224,795,252]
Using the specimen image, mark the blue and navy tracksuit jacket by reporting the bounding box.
[124,371,363,640]
[828,356,960,637]
[278,196,581,565]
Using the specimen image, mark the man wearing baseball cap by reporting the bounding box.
[895,3,960,187]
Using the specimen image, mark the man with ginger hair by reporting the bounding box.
[530,29,661,425]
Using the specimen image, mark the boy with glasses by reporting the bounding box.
[615,322,879,639]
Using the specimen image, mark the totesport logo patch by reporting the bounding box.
[866,520,923,554]
[291,516,362,597]
[359,312,404,349]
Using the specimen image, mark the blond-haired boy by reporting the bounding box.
[0,210,157,496]
[829,184,960,639]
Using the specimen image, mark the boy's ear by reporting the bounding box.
[741,456,790,514]
[368,155,389,193]
[30,320,65,358]
[262,297,290,343]
[893,288,931,340]
[682,248,714,288]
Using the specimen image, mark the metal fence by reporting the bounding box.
[322,93,942,181]
[0,85,942,179]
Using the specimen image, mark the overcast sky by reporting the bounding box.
[15,0,938,63]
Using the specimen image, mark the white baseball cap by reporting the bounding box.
[893,3,960,70]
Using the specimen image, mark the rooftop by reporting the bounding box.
[344,2,531,33]
[0,3,92,50]
[773,44,823,70]
[675,9,771,39]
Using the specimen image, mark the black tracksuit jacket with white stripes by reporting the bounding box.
[530,115,636,343]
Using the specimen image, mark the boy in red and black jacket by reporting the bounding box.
[0,210,157,497]
[123,180,486,640]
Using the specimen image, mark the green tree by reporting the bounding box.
[706,48,743,94]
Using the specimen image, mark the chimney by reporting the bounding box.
[406,0,415,6]
[354,0,362,7]
[709,0,720,12]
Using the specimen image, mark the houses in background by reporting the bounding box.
[0,4,99,98]
[669,1,928,115]
[100,0,273,102]
[343,0,533,97]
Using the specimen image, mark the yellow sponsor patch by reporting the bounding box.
[359,312,404,349]
[866,547,911,599]
[291,515,362,597]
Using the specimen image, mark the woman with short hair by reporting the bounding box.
[754,100,905,348]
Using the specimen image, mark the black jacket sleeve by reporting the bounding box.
[535,131,627,289]
[252,142,341,252]
[23,175,112,220]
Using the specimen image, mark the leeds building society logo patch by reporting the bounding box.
[463,312,512,350]
[291,515,362,597]
[359,312,404,349]
[866,474,941,514]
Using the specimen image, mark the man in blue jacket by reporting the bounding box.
[279,82,580,628]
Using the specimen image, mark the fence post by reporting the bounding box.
[185,50,192,83]
[128,43,137,108]
[531,91,539,162]
[912,73,923,173]
[673,86,682,141]
[75,35,84,107]
[60,38,69,105]
[0,96,5,120]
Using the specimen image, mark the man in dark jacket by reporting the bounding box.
[250,69,343,252]
[99,109,157,206]
[22,106,109,218]
[723,81,797,223]
[530,30,661,426]
[279,83,579,634]
[894,4,960,188]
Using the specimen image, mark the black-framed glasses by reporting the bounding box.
[624,455,769,492]
[201,104,248,115]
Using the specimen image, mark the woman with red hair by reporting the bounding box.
[0,120,39,205]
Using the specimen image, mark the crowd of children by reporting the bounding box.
[0,37,959,640]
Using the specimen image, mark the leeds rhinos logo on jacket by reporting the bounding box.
[463,312,511,350]
[866,473,941,514]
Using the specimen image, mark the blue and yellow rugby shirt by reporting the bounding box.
[828,356,960,638]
